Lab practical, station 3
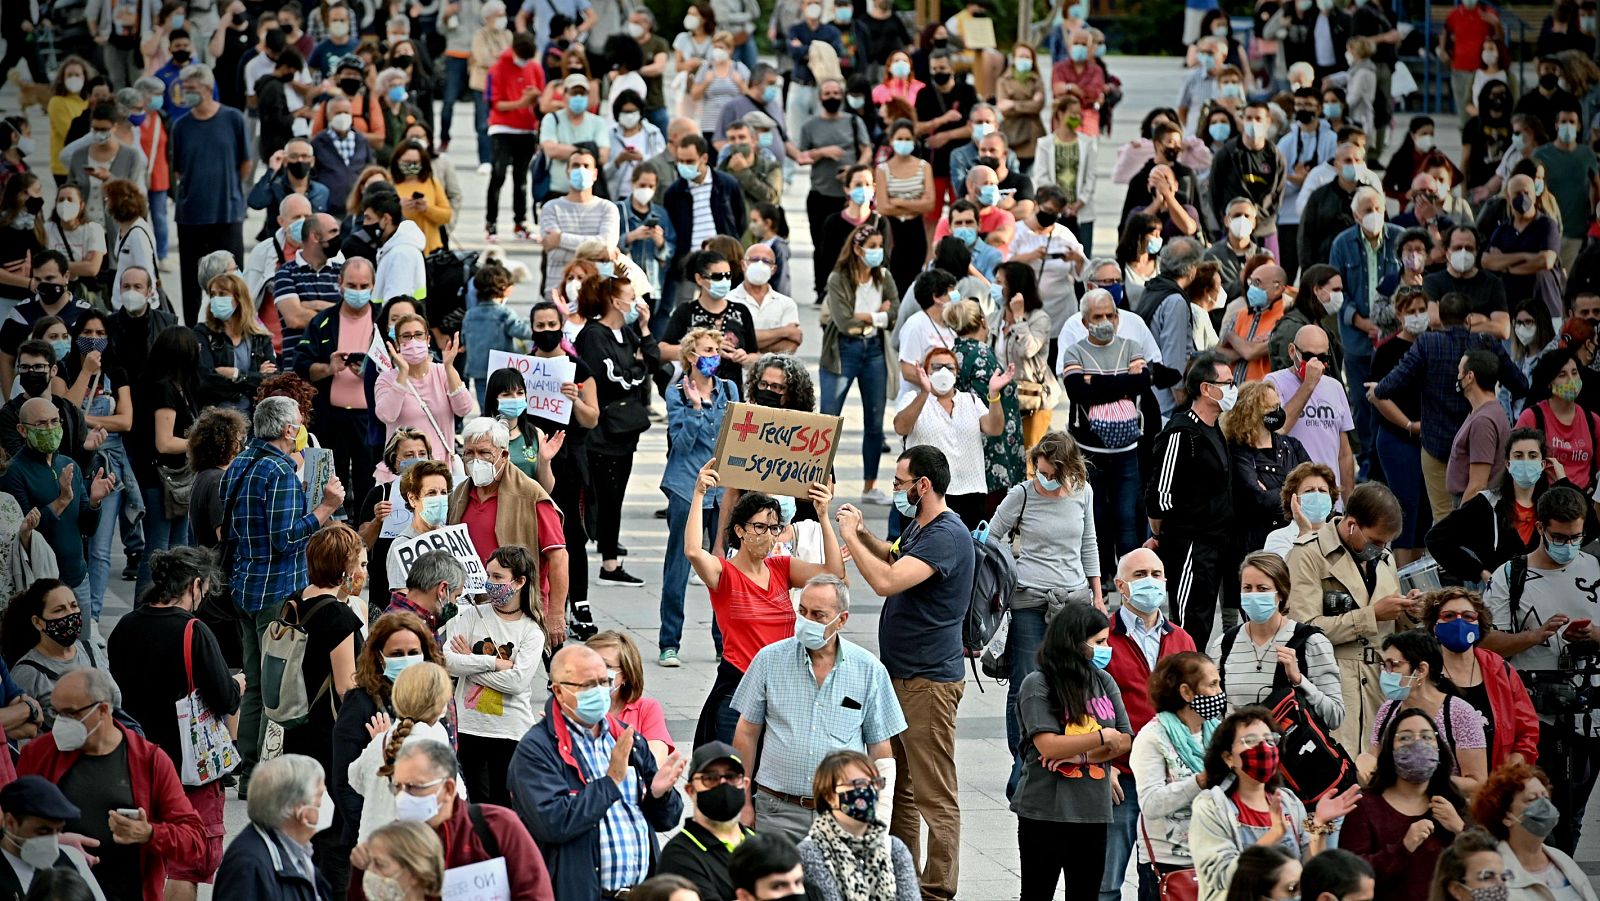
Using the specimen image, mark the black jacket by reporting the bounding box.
[1146,408,1234,539]
[664,169,747,266]
[108,307,179,380]
[214,823,332,901]
[1230,433,1311,545]
[1426,481,1571,582]
[1120,159,1201,230]
[193,323,277,407]
[293,302,378,431]
[1298,178,1358,267]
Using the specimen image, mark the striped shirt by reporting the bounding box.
[270,253,343,356]
[542,196,621,285]
[688,172,716,250]
[566,716,651,891]
[1219,620,1345,728]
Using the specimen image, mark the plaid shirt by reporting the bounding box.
[223,440,323,613]
[330,130,358,166]
[1373,325,1528,460]
[729,637,907,796]
[566,716,651,891]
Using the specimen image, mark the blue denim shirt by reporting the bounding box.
[661,374,735,505]
[462,301,534,379]
[617,199,676,299]
[1328,222,1404,361]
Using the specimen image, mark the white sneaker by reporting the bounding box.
[476,162,492,175]
[861,487,891,505]
[689,571,704,586]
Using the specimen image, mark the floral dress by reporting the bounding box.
[953,336,1024,492]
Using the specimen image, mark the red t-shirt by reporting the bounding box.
[1514,401,1598,491]
[1445,7,1497,72]
[462,494,564,595]
[708,556,795,672]
[1232,791,1276,828]
[1513,499,1536,545]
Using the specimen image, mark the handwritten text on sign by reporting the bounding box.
[441,857,510,901]
[487,350,577,425]
[711,403,842,498]
[391,523,487,593]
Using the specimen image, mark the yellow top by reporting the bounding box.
[47,95,89,177]
[394,176,452,253]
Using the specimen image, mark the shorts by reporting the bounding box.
[167,781,226,883]
[927,176,953,224]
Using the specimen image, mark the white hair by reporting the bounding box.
[254,396,300,440]
[179,63,214,89]
[461,417,510,450]
[246,754,324,828]
[1351,185,1384,213]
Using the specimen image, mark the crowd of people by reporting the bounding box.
[0,0,1599,899]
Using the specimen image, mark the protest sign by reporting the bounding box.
[391,523,487,592]
[441,858,511,901]
[711,403,842,499]
[378,480,414,539]
[487,349,577,424]
[300,447,335,514]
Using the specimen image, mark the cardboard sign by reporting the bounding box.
[711,403,842,499]
[441,858,511,901]
[962,16,996,49]
[391,523,487,593]
[300,447,335,514]
[487,349,577,425]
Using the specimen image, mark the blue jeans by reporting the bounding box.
[645,106,670,139]
[149,189,169,259]
[732,36,757,73]
[1345,354,1376,481]
[86,484,124,621]
[819,336,886,482]
[659,491,718,652]
[440,57,468,144]
[1088,448,1142,572]
[136,486,191,600]
[472,90,491,165]
[1101,770,1143,901]
[1374,428,1427,549]
[1005,605,1049,797]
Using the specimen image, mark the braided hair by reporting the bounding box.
[377,661,450,779]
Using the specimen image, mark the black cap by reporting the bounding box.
[0,776,81,821]
[689,741,743,776]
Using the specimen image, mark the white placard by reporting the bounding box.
[487,349,578,425]
[366,329,394,375]
[378,479,413,539]
[391,523,486,593]
[441,857,511,901]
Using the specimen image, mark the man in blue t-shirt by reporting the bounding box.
[170,63,252,327]
[836,444,973,901]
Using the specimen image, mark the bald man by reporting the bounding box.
[1099,546,1196,901]
[508,645,686,900]
[243,192,315,311]
[1265,325,1356,497]
[962,164,1017,250]
[1220,261,1288,382]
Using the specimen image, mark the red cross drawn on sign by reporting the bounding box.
[731,410,759,441]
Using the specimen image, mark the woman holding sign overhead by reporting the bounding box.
[685,459,845,745]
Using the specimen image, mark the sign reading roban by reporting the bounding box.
[711,402,842,499]
[488,349,577,425]
[392,523,487,593]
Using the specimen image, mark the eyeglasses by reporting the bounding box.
[756,380,787,394]
[692,772,747,789]
[891,477,922,490]
[1394,730,1437,745]
[706,272,731,282]
[1437,610,1480,624]
[1546,530,1584,546]
[23,419,62,430]
[740,522,781,535]
[837,777,888,792]
[1237,733,1280,749]
[927,362,956,374]
[391,777,447,796]
[396,331,429,343]
[555,676,614,692]
[16,364,51,374]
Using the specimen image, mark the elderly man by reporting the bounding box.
[295,255,378,504]
[349,740,554,901]
[727,242,800,354]
[1298,142,1371,267]
[106,265,178,390]
[1060,288,1154,578]
[1266,325,1356,495]
[214,754,333,898]
[730,575,905,842]
[0,338,97,471]
[448,417,567,643]
[386,549,468,636]
[309,95,374,218]
[1220,260,1288,382]
[20,669,205,901]
[716,64,787,146]
[0,776,103,896]
[1134,237,1206,416]
[718,118,782,211]
[242,192,313,319]
[977,131,1034,222]
[509,645,685,901]
[247,137,330,232]
[270,210,344,358]
[1100,547,1196,901]
[223,396,344,793]
[1329,186,1403,479]
[946,165,1016,251]
[541,147,620,294]
[170,63,252,326]
[1,395,112,609]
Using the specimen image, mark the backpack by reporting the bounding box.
[1528,402,1600,488]
[423,228,478,337]
[979,486,1029,680]
[261,594,342,728]
[966,519,1019,689]
[1217,622,1357,802]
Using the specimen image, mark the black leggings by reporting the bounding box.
[457,731,519,807]
[487,132,538,228]
[590,452,634,562]
[886,215,926,299]
[1018,817,1107,901]
[550,457,590,606]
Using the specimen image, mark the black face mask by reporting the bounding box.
[171,49,192,64]
[932,70,953,85]
[1036,210,1059,228]
[392,54,415,69]
[695,783,745,822]
[35,282,66,304]
[339,77,364,96]
[286,160,310,179]
[977,155,1001,170]
[751,387,784,407]
[1541,72,1561,90]
[932,37,949,49]
[322,230,344,258]
[820,96,843,114]
[531,329,564,352]
[1294,108,1316,124]
[17,371,48,398]
[1262,407,1287,431]
[23,196,44,215]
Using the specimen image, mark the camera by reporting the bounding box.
[1322,590,1359,617]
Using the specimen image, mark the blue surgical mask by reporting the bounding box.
[1299,491,1332,523]
[48,339,70,361]
[595,261,616,279]
[988,282,1003,303]
[387,85,407,103]
[420,495,449,527]
[1035,473,1060,492]
[1246,284,1270,311]
[1558,122,1579,144]
[1241,591,1279,623]
[567,94,589,115]
[849,185,871,205]
[1323,102,1342,119]
[1508,459,1542,488]
[1547,533,1579,565]
[677,162,701,181]
[573,685,611,725]
[954,226,978,247]
[1124,577,1166,614]
[864,247,884,268]
[343,287,372,308]
[1069,44,1088,62]
[978,184,1000,207]
[1434,617,1480,653]
[893,488,919,517]
[708,278,730,299]
[1091,645,1113,669]
[498,397,527,419]
[892,139,916,157]
[1146,235,1164,256]
[288,217,307,243]
[209,295,236,320]
[1208,121,1231,142]
[569,167,593,191]
[1341,162,1360,182]
[764,84,780,104]
[383,654,423,681]
[1379,669,1414,701]
[623,304,641,326]
[794,612,840,650]
[775,494,796,523]
[758,131,774,148]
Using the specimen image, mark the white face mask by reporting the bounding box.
[1228,216,1253,239]
[804,3,822,19]
[1449,248,1475,273]
[56,200,80,222]
[929,368,957,395]
[1414,134,1435,153]
[1515,322,1539,345]
[12,832,59,870]
[121,289,149,313]
[468,457,500,487]
[565,279,582,302]
[1360,211,1383,234]
[744,260,773,286]
[1324,289,1345,313]
[393,787,442,822]
[330,112,354,133]
[626,22,644,38]
[684,13,702,30]
[1402,312,1431,335]
[305,790,335,833]
[64,76,84,94]
[710,47,730,63]
[631,186,655,205]
[618,111,641,129]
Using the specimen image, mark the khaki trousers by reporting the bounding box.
[1421,449,1452,527]
[890,676,965,901]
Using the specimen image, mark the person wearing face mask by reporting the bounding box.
[891,346,1010,527]
[782,1,843,136]
[1263,325,1355,498]
[1202,197,1262,300]
[690,33,750,142]
[352,818,445,901]
[1,578,120,739]
[1328,186,1403,477]
[658,250,757,391]
[19,667,206,901]
[540,147,620,294]
[1208,103,1287,257]
[61,101,147,241]
[1426,589,1539,773]
[946,104,1013,210]
[107,546,245,896]
[1345,709,1471,901]
[105,266,178,392]
[381,458,454,579]
[657,742,761,898]
[1472,764,1598,901]
[0,251,94,397]
[168,62,251,328]
[1423,225,1509,340]
[1218,551,1344,730]
[509,644,686,898]
[373,306,471,474]
[728,243,800,355]
[1445,348,1511,507]
[348,662,453,838]
[1531,105,1597,270]
[1435,423,1578,586]
[913,50,979,226]
[1,385,111,599]
[193,273,279,415]
[728,574,902,843]
[607,90,667,201]
[786,749,912,901]
[0,776,104,897]
[1360,629,1488,797]
[1128,650,1225,893]
[1296,140,1380,268]
[1482,172,1560,316]
[213,753,342,900]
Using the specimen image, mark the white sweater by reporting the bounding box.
[1130,722,1206,867]
[443,603,547,740]
[347,720,465,841]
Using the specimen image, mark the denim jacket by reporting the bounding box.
[617,199,675,299]
[1328,222,1404,360]
[462,301,534,378]
[661,374,735,505]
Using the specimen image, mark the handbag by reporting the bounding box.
[156,462,195,519]
[600,393,652,443]
[1141,815,1199,901]
[403,375,467,482]
[175,619,240,786]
